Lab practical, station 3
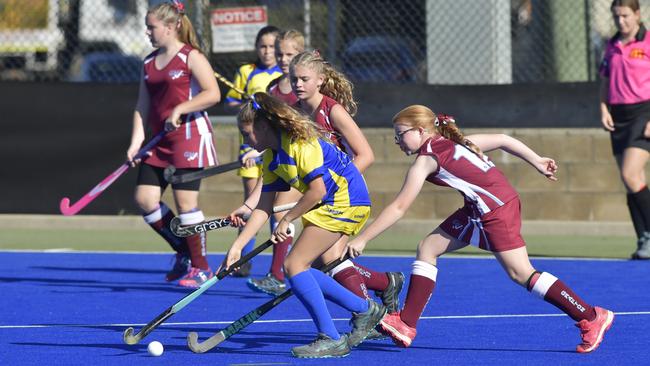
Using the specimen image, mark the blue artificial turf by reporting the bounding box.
[0,251,645,365]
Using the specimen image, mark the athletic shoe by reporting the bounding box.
[230,261,252,277]
[632,234,650,260]
[365,327,388,341]
[178,267,213,288]
[379,311,417,348]
[347,300,387,347]
[575,306,614,353]
[375,272,405,313]
[291,333,350,358]
[247,273,286,296]
[165,253,191,282]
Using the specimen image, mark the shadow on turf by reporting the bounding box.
[165,329,398,354]
[405,344,574,354]
[11,341,188,356]
[0,275,271,298]
[32,265,168,275]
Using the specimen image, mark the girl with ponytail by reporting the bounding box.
[344,105,614,354]
[223,93,385,358]
[127,1,221,288]
[287,51,405,318]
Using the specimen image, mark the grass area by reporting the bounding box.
[0,228,635,259]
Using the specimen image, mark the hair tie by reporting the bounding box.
[435,114,455,126]
[172,0,185,14]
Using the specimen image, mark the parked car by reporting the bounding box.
[67,52,141,83]
[340,36,424,83]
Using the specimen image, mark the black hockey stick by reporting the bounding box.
[187,255,349,353]
[164,160,241,184]
[122,237,275,345]
[170,202,297,237]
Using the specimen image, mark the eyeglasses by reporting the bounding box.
[394,128,416,143]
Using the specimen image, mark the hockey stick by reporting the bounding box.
[164,160,241,184]
[214,71,249,99]
[169,202,297,237]
[122,237,276,345]
[187,255,350,353]
[164,155,262,185]
[59,131,166,216]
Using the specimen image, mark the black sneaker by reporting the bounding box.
[230,261,252,277]
[291,333,350,358]
[365,327,388,341]
[347,300,387,347]
[165,253,191,282]
[375,272,405,313]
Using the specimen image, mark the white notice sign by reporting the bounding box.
[211,6,268,53]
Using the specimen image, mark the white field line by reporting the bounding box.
[0,311,648,330]
[0,249,628,261]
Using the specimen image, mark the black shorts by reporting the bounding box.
[136,163,202,191]
[609,100,650,156]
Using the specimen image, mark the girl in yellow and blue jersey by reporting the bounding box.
[225,25,282,276]
[222,92,386,358]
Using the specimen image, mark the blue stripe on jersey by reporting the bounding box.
[261,132,370,207]
[247,64,282,83]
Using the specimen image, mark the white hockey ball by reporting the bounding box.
[147,341,164,356]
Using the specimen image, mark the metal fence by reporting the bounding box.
[0,0,649,84]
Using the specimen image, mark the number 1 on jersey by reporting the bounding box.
[452,145,494,172]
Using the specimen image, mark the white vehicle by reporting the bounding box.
[0,0,151,79]
[0,0,63,74]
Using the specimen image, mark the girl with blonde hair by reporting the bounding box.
[224,93,386,358]
[127,0,221,288]
[287,50,405,317]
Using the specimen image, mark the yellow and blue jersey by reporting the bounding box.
[261,131,371,207]
[225,63,282,104]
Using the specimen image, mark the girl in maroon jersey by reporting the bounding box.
[127,1,221,288]
[283,51,405,315]
[344,105,614,353]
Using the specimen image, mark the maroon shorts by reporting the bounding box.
[439,198,526,252]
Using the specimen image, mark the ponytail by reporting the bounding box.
[434,114,483,158]
[148,2,202,53]
[238,93,323,142]
[392,105,483,158]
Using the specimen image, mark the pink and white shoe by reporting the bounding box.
[576,306,614,353]
[379,311,417,347]
[178,267,213,288]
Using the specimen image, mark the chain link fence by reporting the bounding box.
[0,0,648,84]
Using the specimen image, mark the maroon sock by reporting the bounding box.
[270,236,291,281]
[333,267,369,299]
[144,205,188,254]
[185,232,209,270]
[354,263,389,291]
[400,274,436,328]
[528,272,596,322]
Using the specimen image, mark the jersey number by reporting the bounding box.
[452,145,494,172]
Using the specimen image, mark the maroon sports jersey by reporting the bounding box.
[142,44,217,168]
[295,95,352,154]
[420,136,518,215]
[268,78,299,105]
